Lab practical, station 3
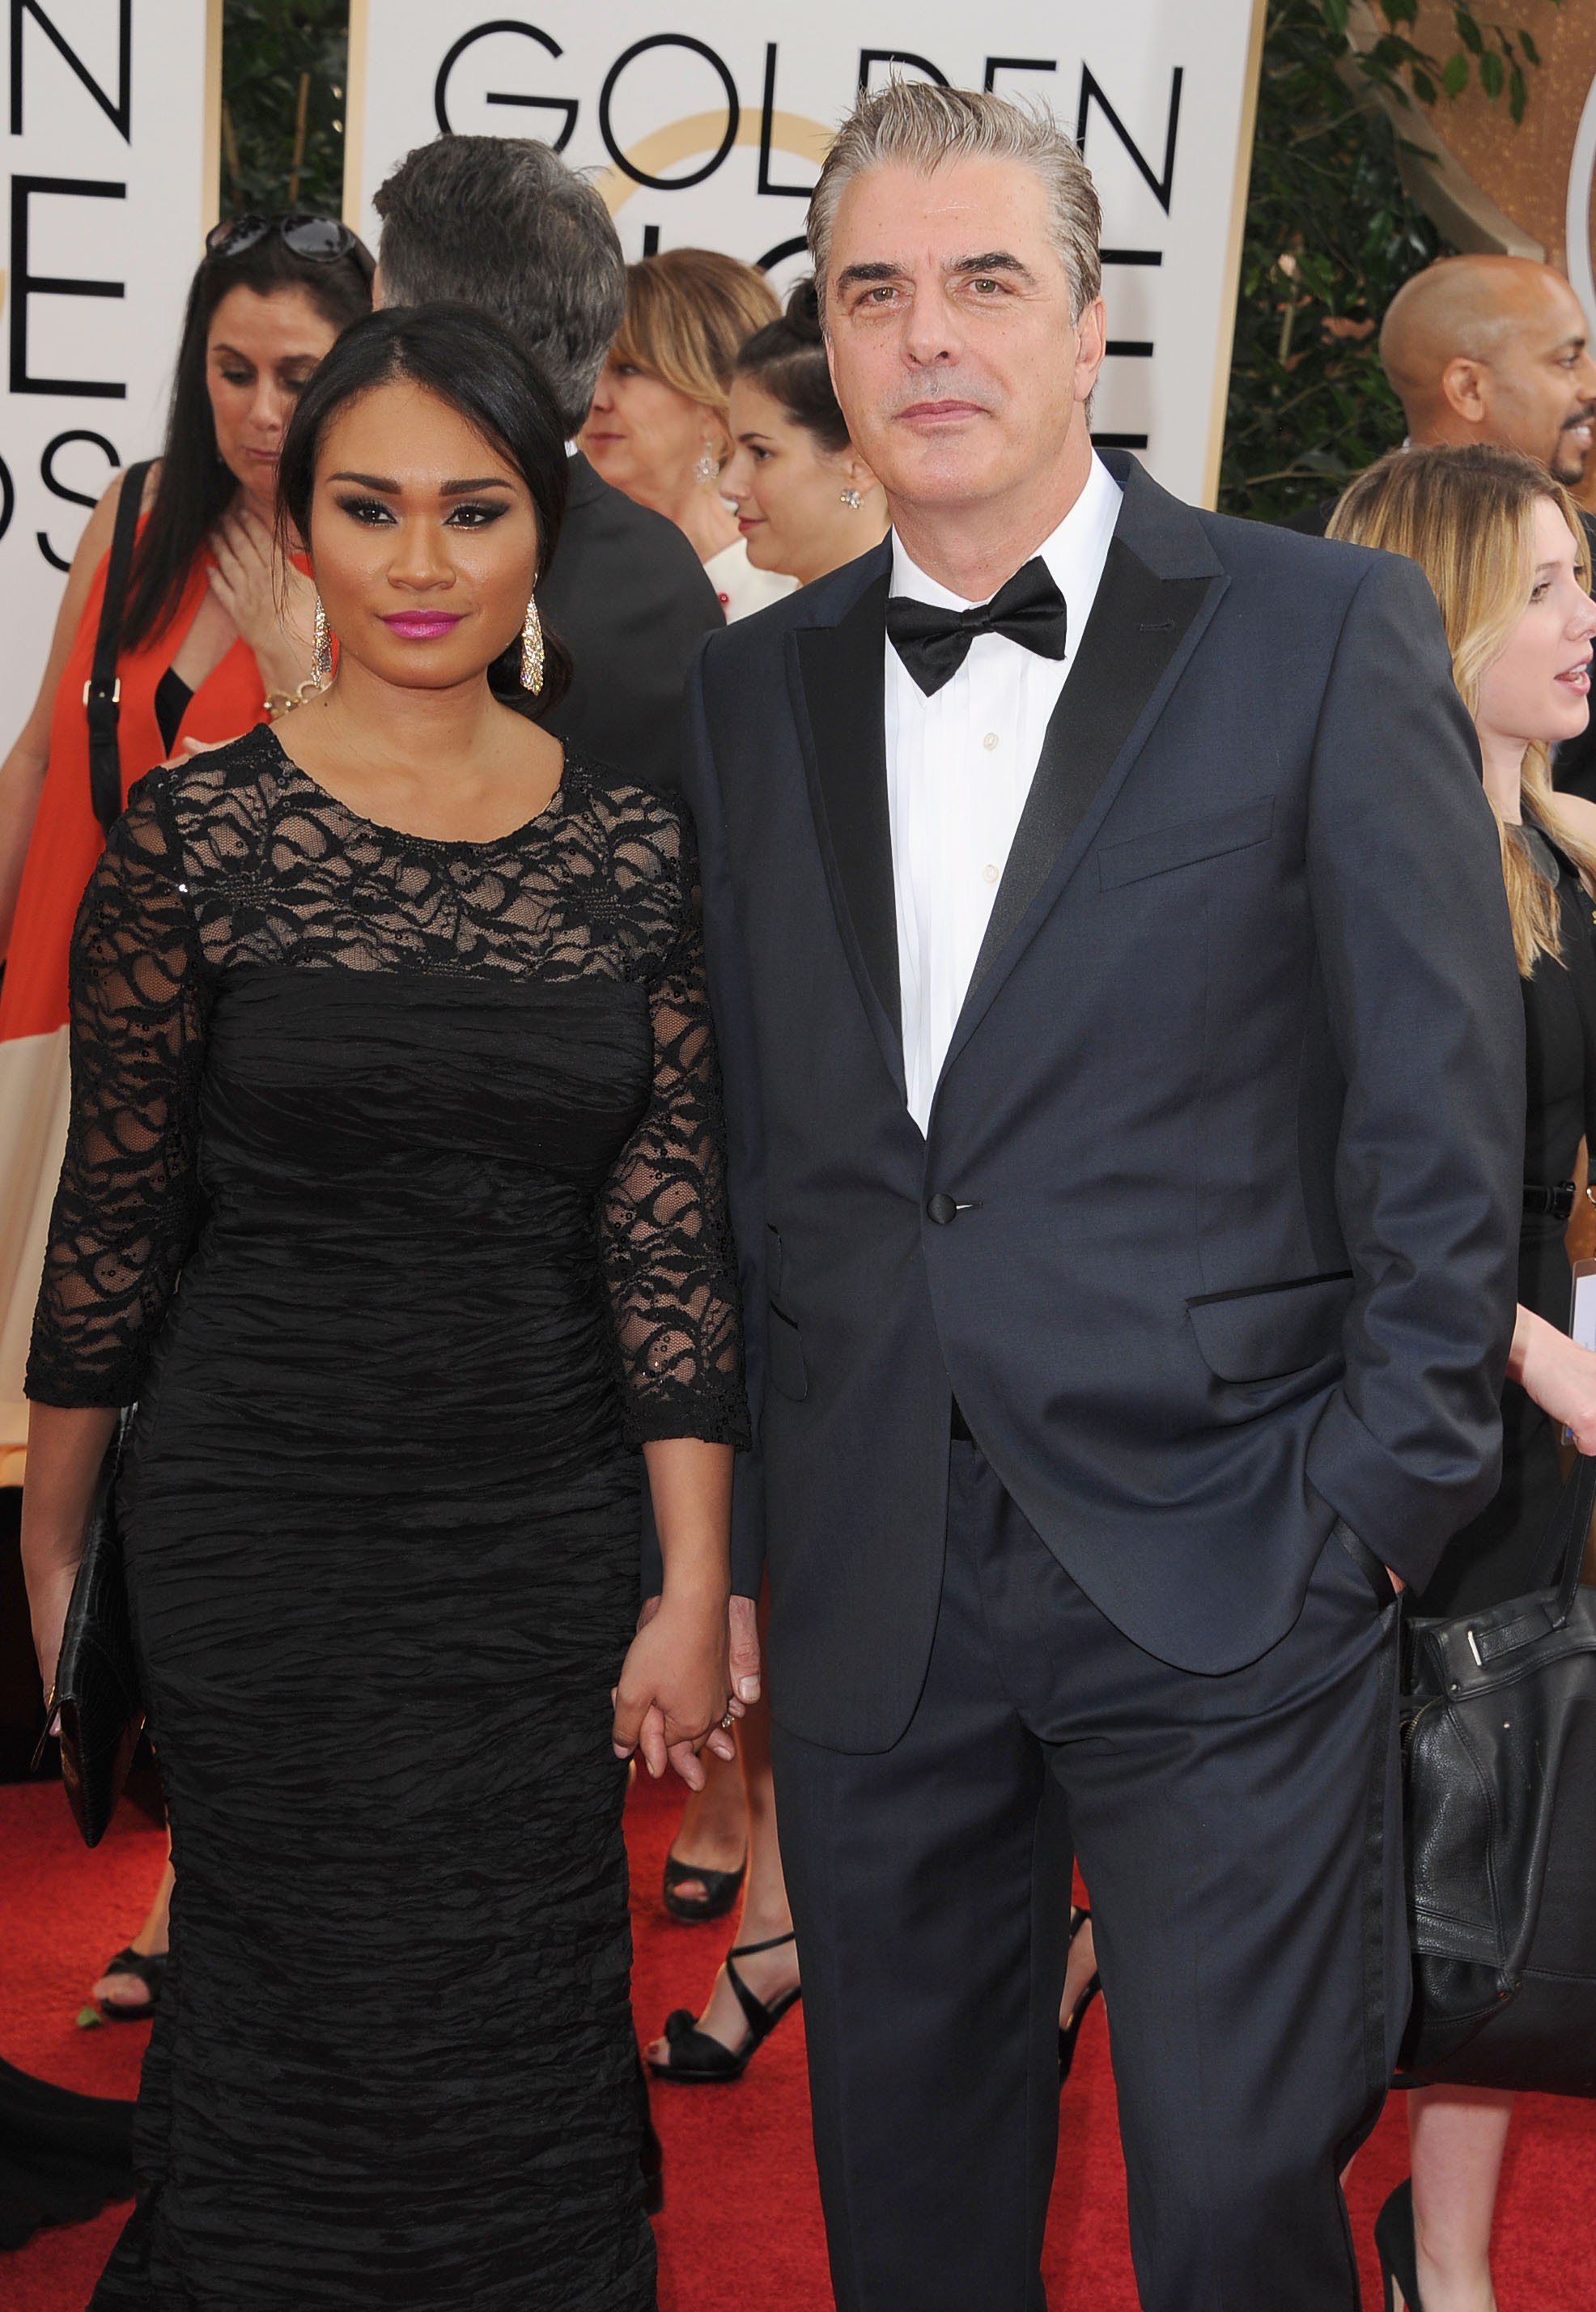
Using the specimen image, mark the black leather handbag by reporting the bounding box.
[31,1416,142,1849]
[1395,1450,1596,2094]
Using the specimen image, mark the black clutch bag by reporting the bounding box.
[32,1417,143,1849]
[1395,1449,1596,2094]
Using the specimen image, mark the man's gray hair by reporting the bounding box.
[809,82,1101,323]
[374,135,625,435]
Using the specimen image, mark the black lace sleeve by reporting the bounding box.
[26,776,209,1409]
[598,814,749,1449]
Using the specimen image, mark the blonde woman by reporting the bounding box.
[581,249,795,623]
[1330,440,1596,2312]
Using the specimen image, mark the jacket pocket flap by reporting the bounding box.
[1099,797,1275,890]
[1186,1270,1352,1383]
[766,1305,809,1401]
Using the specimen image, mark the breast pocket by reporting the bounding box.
[1098,797,1276,890]
[1186,1269,1353,1383]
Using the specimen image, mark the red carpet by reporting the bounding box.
[2,1771,1594,2310]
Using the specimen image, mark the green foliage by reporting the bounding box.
[220,2,349,220]
[1220,2,1548,521]
[1219,2,1446,522]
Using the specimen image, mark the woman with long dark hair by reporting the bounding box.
[0,216,372,1604]
[21,303,748,2310]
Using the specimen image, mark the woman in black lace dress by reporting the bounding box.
[20,304,749,2312]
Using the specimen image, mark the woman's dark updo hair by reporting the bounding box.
[732,279,851,457]
[121,223,373,651]
[277,303,573,713]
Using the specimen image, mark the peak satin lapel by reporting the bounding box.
[940,538,1222,1081]
[790,573,904,1089]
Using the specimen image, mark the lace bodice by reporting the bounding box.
[28,725,748,1450]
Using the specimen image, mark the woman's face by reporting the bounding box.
[581,358,720,502]
[207,283,339,515]
[721,377,879,584]
[1477,495,1596,754]
[308,377,539,694]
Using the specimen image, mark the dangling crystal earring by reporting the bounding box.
[694,445,720,486]
[520,593,545,695]
[840,487,864,510]
[312,595,333,685]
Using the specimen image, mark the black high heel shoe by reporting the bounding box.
[1059,1906,1102,2087]
[661,1849,746,1924]
[646,1931,802,2084]
[1373,2178,1424,2312]
[96,1946,166,2021]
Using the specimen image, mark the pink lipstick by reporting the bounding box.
[381,611,463,640]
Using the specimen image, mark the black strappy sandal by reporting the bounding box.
[646,1931,802,2083]
[661,1849,746,1924]
[1059,1906,1101,2086]
[96,1946,166,2021]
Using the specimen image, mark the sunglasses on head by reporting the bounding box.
[206,214,359,263]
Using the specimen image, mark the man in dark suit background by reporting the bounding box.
[687,83,1524,2310]
[372,134,722,791]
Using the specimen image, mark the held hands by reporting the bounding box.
[206,506,316,695]
[613,1592,762,1791]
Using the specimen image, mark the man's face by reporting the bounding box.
[1476,277,1596,484]
[822,157,1103,521]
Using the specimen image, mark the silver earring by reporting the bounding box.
[840,487,863,510]
[312,596,332,685]
[520,593,545,695]
[694,446,720,485]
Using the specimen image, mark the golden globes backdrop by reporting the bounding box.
[1,0,222,724]
[343,0,1268,509]
[0,0,220,1456]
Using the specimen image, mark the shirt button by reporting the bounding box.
[983,731,999,751]
[983,863,999,884]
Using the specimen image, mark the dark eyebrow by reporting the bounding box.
[326,472,515,495]
[950,250,1035,283]
[835,260,905,291]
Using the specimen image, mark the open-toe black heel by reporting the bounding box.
[661,1850,746,1924]
[1058,1906,1101,2087]
[1374,2178,1424,2312]
[96,1945,166,2021]
[646,1930,801,2084]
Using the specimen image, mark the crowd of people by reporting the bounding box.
[3,71,1596,2312]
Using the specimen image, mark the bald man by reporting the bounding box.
[1381,253,1596,485]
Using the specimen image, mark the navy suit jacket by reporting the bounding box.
[685,452,1525,1752]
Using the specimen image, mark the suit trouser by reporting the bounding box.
[770,1442,1407,2312]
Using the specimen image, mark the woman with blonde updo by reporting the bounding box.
[581,249,794,622]
[1330,440,1596,2312]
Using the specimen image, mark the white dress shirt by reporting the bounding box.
[885,452,1123,1132]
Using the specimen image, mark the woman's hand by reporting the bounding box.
[1509,1303,1596,1452]
[612,1586,737,1790]
[207,507,316,697]
[20,1404,120,1687]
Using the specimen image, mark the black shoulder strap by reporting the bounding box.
[85,460,154,837]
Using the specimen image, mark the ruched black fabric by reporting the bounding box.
[27,727,747,2311]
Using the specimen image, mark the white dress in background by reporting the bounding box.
[702,537,797,623]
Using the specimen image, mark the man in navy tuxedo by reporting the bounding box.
[686,81,1524,2311]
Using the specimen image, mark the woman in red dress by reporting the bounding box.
[0,214,371,2012]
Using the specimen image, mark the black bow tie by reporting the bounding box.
[885,559,1069,697]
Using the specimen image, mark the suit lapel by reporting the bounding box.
[789,558,904,1091]
[943,463,1228,1078]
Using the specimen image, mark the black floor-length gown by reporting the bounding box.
[26,728,747,2311]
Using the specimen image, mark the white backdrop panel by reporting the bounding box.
[345,0,1265,507]
[1,0,219,746]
